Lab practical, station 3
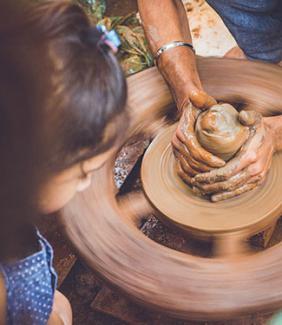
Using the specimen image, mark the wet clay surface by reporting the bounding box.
[195,104,249,161]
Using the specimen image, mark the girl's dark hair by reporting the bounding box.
[31,0,128,172]
[0,0,127,260]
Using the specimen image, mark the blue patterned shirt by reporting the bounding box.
[0,230,57,324]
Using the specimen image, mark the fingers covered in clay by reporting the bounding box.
[173,150,198,176]
[172,134,211,172]
[211,183,258,202]
[175,160,193,186]
[194,127,273,199]
[210,171,267,202]
[189,90,217,110]
[194,123,265,184]
[174,104,226,169]
[244,132,273,181]
[239,110,262,126]
[192,150,253,185]
[193,169,251,194]
[173,101,272,202]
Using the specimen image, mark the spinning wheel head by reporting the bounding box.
[142,124,282,238]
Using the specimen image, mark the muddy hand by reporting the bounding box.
[193,111,274,200]
[210,130,273,201]
[193,110,264,184]
[211,182,259,202]
[172,103,226,177]
[189,89,217,110]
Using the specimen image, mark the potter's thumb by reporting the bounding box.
[190,90,217,110]
[239,110,262,126]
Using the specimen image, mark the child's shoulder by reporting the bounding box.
[0,272,6,325]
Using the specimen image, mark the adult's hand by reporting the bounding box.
[158,45,218,110]
[192,111,275,201]
[172,102,226,186]
[138,0,217,109]
[138,0,225,177]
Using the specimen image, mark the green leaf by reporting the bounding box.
[77,2,154,75]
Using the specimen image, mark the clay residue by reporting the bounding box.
[195,103,249,161]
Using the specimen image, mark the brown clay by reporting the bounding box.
[175,103,262,200]
[195,103,249,161]
[192,120,266,201]
[142,123,282,235]
[60,58,282,321]
[175,105,226,170]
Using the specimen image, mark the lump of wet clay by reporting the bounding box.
[195,103,249,161]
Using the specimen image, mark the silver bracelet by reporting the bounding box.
[154,41,195,63]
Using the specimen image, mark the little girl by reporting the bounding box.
[0,0,127,324]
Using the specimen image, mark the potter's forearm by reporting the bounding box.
[137,0,192,52]
[138,0,197,108]
[264,116,282,152]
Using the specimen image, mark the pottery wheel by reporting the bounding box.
[142,124,282,237]
[61,59,282,320]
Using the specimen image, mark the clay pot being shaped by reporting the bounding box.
[195,103,249,161]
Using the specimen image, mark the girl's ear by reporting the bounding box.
[76,173,92,192]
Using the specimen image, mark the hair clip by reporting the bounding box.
[96,24,121,53]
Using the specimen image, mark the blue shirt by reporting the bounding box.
[0,230,57,325]
[206,0,282,63]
